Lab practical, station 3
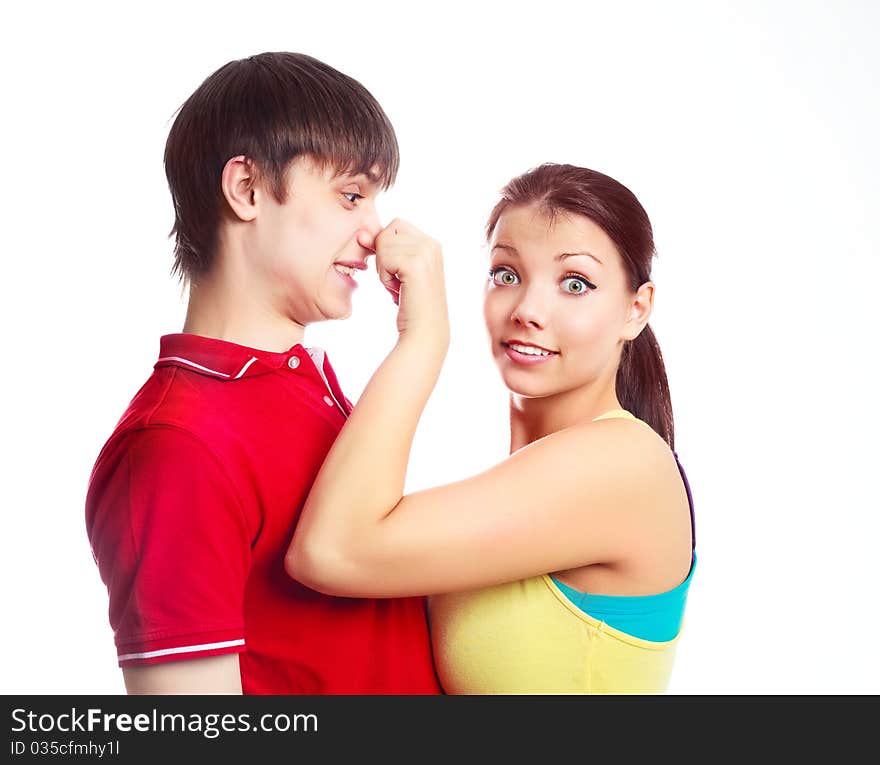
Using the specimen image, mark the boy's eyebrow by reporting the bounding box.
[339,169,382,188]
[491,243,603,266]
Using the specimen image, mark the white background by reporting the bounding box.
[2,0,878,694]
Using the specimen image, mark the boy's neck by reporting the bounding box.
[182,266,306,354]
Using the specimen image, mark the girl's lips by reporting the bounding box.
[503,344,558,365]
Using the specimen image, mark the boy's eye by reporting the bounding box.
[561,275,597,295]
[342,192,364,205]
[489,267,519,286]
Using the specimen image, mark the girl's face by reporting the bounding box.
[483,203,651,401]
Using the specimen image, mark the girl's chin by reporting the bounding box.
[499,376,556,399]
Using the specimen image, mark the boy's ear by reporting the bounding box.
[221,155,259,222]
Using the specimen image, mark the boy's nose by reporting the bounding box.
[362,207,383,238]
[356,208,383,254]
[356,229,377,253]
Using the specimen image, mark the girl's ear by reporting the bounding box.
[622,281,654,341]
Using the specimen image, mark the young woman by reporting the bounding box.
[287,163,696,694]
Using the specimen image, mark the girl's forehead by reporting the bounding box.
[491,206,618,267]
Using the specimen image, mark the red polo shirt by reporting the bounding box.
[85,333,441,694]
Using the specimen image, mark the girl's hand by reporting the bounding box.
[358,219,449,344]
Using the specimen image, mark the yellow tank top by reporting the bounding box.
[427,409,691,694]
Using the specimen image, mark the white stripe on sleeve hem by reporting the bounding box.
[118,638,245,662]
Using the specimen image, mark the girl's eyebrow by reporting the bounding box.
[491,243,602,267]
[557,251,603,266]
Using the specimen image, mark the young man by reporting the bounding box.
[85,52,441,694]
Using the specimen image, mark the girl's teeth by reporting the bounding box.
[335,264,356,277]
[509,343,552,356]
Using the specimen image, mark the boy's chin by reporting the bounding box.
[326,298,354,321]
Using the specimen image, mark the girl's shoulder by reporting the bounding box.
[568,410,688,518]
[567,409,694,583]
[582,409,674,468]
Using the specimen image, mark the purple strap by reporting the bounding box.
[673,451,696,551]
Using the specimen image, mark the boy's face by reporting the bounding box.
[253,155,383,325]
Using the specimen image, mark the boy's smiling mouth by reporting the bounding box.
[334,264,358,277]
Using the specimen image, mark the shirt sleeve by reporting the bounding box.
[86,426,251,667]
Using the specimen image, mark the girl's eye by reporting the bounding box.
[561,274,597,295]
[342,192,364,205]
[489,267,519,286]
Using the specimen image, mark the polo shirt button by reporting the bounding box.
[288,356,300,370]
[323,396,334,406]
